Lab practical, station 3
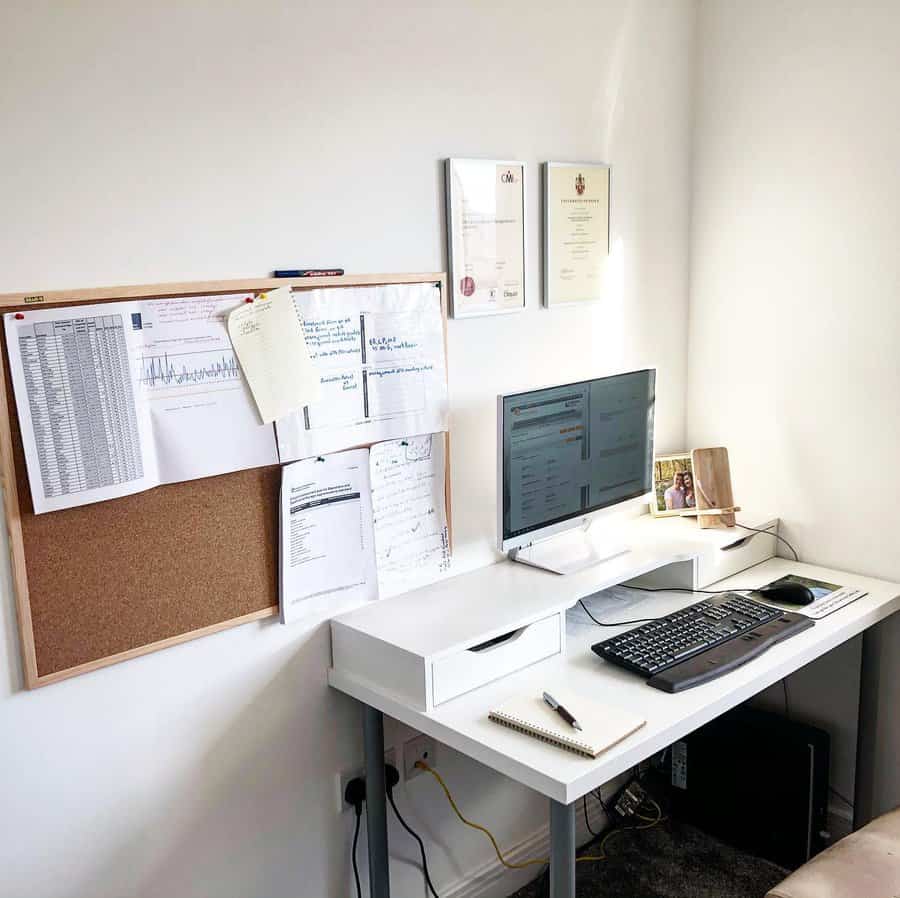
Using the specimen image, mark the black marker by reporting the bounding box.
[273,268,345,278]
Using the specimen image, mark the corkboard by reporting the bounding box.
[0,272,447,688]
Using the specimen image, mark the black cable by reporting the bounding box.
[594,789,616,825]
[595,787,620,835]
[351,811,362,898]
[579,557,811,627]
[734,521,800,562]
[583,795,598,836]
[387,791,440,898]
[577,591,755,626]
[345,777,366,898]
[594,788,615,822]
[625,585,757,595]
[830,786,854,809]
[578,599,664,627]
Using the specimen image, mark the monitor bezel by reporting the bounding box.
[497,368,656,554]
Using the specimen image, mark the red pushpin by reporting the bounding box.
[14,313,24,319]
[245,296,254,303]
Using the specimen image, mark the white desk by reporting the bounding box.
[329,516,900,898]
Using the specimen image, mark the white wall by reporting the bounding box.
[0,2,697,896]
[688,0,900,817]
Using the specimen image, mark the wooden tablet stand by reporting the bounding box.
[690,447,738,529]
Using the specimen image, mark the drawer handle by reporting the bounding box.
[468,627,527,653]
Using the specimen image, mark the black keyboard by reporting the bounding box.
[591,592,814,692]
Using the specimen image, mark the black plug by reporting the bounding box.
[383,763,440,898]
[385,763,400,796]
[345,776,366,817]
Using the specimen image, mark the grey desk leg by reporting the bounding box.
[549,799,576,898]
[854,626,879,829]
[363,705,390,898]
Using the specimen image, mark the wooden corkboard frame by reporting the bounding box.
[0,272,449,688]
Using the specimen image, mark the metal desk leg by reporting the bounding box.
[854,626,879,829]
[549,799,576,898]
[363,705,390,898]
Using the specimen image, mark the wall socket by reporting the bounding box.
[403,734,436,781]
[336,747,396,813]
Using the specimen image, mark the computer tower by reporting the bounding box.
[665,706,830,869]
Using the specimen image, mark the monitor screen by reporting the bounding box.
[500,369,656,544]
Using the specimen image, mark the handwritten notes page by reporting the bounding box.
[275,283,449,461]
[278,433,451,620]
[370,434,451,598]
[227,286,320,423]
[4,295,278,513]
[279,449,377,623]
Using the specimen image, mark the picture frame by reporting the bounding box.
[651,452,696,518]
[542,161,610,307]
[445,158,526,318]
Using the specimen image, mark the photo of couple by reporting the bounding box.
[652,454,696,516]
[664,469,695,510]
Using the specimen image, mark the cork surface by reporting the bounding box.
[1,303,279,680]
[12,406,279,676]
[0,273,446,684]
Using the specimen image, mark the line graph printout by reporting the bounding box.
[275,283,449,461]
[134,296,278,485]
[5,294,278,513]
[138,349,242,389]
[370,434,450,598]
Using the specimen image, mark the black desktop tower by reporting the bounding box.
[665,706,830,869]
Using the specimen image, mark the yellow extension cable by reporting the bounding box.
[414,760,663,869]
[596,797,664,857]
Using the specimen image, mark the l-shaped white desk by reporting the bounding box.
[329,514,900,898]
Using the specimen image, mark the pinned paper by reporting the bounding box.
[274,282,449,461]
[227,286,320,423]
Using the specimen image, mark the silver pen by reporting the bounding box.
[543,692,582,731]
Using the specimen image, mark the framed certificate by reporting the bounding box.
[543,162,610,307]
[445,158,526,318]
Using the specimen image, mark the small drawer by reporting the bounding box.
[431,613,562,707]
[697,520,778,588]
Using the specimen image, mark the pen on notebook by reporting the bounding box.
[543,692,582,731]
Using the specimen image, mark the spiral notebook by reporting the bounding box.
[488,691,645,759]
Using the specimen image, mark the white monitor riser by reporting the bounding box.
[508,517,630,575]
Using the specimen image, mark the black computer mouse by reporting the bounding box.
[756,582,816,606]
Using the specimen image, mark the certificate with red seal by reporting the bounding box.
[543,162,610,307]
[446,158,526,318]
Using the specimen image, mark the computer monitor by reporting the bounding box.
[497,369,656,573]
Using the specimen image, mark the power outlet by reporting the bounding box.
[403,734,436,781]
[336,747,396,813]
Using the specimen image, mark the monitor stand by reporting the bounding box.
[508,525,629,576]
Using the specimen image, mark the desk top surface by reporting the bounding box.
[329,556,900,804]
[331,512,772,657]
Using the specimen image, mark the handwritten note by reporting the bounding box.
[227,286,320,424]
[275,283,449,461]
[370,433,451,598]
[302,315,362,360]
